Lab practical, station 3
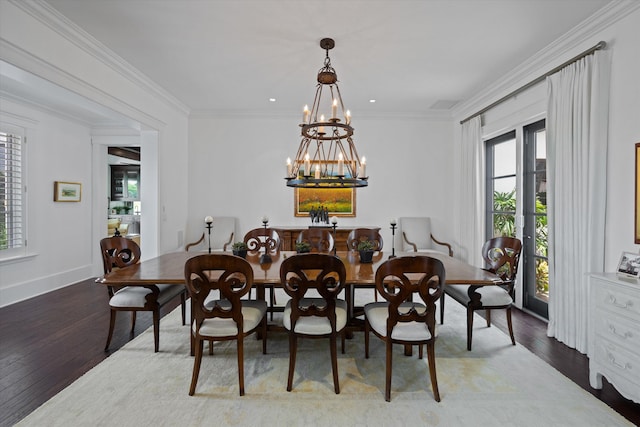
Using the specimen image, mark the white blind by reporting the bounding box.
[0,130,23,250]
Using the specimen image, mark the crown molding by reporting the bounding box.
[452,0,640,122]
[1,39,166,131]
[10,0,190,116]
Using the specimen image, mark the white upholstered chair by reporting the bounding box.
[398,217,453,256]
[185,216,236,252]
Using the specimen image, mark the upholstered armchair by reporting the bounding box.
[398,217,453,256]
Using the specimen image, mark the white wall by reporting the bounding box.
[0,99,94,304]
[0,1,190,306]
[187,114,454,250]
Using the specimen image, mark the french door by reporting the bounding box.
[485,119,549,319]
[523,120,548,318]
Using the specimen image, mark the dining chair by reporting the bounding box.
[346,227,384,251]
[398,217,453,256]
[280,253,347,394]
[364,255,445,402]
[184,254,267,396]
[296,228,335,253]
[441,236,522,350]
[346,228,384,302]
[184,216,236,252]
[243,227,281,319]
[99,236,186,353]
[243,227,281,252]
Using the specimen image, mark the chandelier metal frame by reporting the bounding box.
[285,38,368,189]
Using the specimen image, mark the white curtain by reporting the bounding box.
[546,50,610,353]
[459,116,485,266]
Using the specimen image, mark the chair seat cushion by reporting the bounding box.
[283,298,348,335]
[109,284,184,308]
[195,300,267,338]
[364,301,434,341]
[109,286,152,308]
[445,284,513,306]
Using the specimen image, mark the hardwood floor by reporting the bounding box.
[1,279,639,426]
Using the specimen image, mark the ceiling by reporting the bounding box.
[5,0,613,124]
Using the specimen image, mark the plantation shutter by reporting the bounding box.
[0,130,24,250]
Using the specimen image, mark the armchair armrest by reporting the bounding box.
[402,231,453,257]
[402,231,418,252]
[430,234,453,257]
[222,232,234,251]
[184,233,205,252]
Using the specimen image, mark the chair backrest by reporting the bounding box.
[296,228,335,252]
[243,228,281,252]
[280,253,346,330]
[346,228,383,251]
[398,217,433,252]
[185,216,237,252]
[184,254,254,328]
[481,237,522,282]
[374,256,445,337]
[99,236,142,274]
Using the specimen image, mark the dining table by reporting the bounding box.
[98,250,501,354]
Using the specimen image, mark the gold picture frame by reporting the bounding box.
[636,143,640,243]
[54,181,82,202]
[294,188,356,217]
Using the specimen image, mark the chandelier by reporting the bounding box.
[285,38,368,188]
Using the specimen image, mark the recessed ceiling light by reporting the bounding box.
[269,98,276,102]
[369,99,376,103]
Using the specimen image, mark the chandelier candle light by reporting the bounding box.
[285,38,368,189]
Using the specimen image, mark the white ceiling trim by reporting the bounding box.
[11,0,190,116]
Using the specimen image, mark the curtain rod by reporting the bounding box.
[459,40,606,125]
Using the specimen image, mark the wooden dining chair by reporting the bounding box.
[280,253,347,394]
[364,256,445,402]
[347,227,384,302]
[99,236,186,353]
[243,227,281,252]
[346,227,383,251]
[243,227,281,319]
[296,228,335,253]
[441,236,522,350]
[184,254,267,396]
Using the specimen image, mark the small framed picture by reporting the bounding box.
[54,181,82,202]
[616,251,640,278]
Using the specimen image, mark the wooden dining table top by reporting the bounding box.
[97,250,501,286]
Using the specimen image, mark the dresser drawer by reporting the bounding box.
[591,337,640,385]
[593,307,640,351]
[592,281,640,321]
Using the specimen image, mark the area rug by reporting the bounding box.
[18,295,631,427]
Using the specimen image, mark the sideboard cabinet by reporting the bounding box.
[273,226,381,252]
[588,273,640,403]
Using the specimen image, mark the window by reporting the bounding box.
[0,127,25,256]
[485,131,517,239]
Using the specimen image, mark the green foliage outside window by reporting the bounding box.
[492,190,549,296]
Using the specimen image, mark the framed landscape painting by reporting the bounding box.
[54,181,82,202]
[294,188,355,217]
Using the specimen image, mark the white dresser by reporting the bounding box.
[588,273,640,403]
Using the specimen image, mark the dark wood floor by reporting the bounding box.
[1,279,639,427]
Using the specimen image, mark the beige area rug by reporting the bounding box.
[18,293,631,427]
